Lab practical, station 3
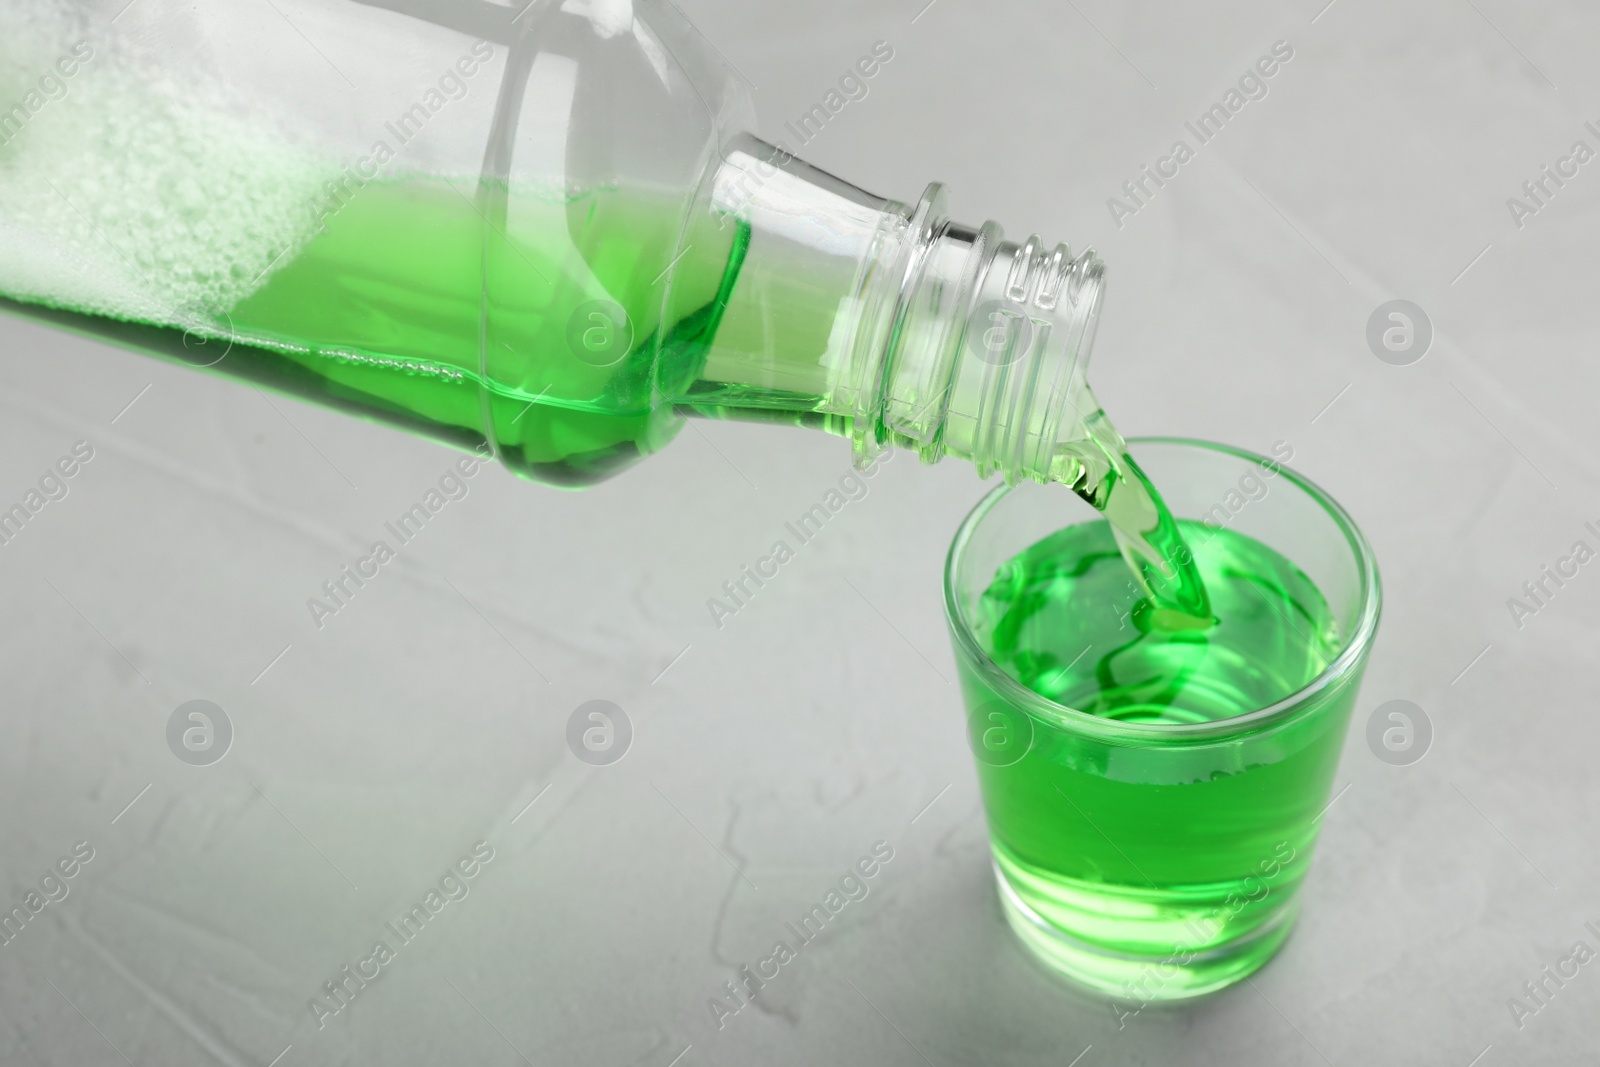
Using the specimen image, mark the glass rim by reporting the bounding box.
[942,436,1383,743]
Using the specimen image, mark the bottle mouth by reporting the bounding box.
[857,183,1107,484]
[965,228,1106,485]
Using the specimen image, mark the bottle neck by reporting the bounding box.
[678,135,1105,485]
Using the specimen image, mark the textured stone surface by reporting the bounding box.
[0,0,1594,1063]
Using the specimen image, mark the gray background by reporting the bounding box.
[1,0,1595,1064]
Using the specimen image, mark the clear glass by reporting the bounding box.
[944,438,1381,999]
[0,0,1106,488]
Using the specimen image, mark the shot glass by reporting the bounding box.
[943,438,1381,999]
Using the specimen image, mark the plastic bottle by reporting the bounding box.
[0,0,1107,489]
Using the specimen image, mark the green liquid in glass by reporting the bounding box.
[965,517,1347,996]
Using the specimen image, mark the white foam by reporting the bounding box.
[0,0,335,328]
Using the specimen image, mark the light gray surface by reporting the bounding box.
[1,0,1596,1064]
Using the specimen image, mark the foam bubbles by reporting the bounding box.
[0,0,335,329]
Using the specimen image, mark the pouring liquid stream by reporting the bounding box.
[1049,394,1214,633]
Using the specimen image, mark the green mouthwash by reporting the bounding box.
[2,179,751,486]
[964,517,1346,989]
[1,167,1209,618]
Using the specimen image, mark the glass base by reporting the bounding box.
[994,862,1298,1000]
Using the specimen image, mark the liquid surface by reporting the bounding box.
[975,518,1339,722]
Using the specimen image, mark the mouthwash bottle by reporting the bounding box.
[0,0,1204,617]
